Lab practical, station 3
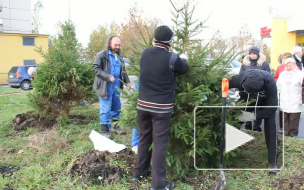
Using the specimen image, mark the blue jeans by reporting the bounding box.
[99,93,121,125]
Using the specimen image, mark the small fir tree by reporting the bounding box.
[29,21,95,118]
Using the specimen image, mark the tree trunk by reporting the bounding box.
[64,100,70,116]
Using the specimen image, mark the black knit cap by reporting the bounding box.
[154,25,173,45]
[241,70,264,93]
[249,46,259,55]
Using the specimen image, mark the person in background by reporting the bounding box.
[93,35,131,140]
[302,53,304,68]
[277,57,304,137]
[293,46,304,71]
[274,52,297,81]
[274,52,294,132]
[230,69,279,173]
[274,54,283,82]
[240,46,270,73]
[133,25,189,190]
[239,46,271,131]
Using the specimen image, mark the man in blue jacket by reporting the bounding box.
[93,36,131,140]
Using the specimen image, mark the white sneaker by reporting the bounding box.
[132,146,138,154]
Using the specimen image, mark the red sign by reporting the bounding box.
[260,27,271,37]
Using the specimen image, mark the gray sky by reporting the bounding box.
[34,0,303,47]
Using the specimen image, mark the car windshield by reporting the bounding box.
[231,60,242,67]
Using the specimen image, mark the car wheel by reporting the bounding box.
[21,81,31,90]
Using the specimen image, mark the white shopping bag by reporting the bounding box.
[237,92,259,122]
[237,110,256,122]
[89,130,127,153]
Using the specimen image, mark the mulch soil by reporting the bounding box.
[11,111,91,131]
[272,170,304,190]
[68,149,137,187]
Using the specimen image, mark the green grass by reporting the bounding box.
[1,93,304,189]
[0,91,32,123]
[225,131,283,169]
[0,86,25,95]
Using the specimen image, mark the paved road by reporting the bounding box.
[0,85,10,87]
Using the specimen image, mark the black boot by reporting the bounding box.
[253,119,262,132]
[244,121,252,130]
[110,120,126,135]
[269,162,279,174]
[101,124,113,140]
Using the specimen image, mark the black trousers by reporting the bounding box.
[284,112,301,137]
[263,110,278,163]
[133,109,172,189]
[279,110,283,129]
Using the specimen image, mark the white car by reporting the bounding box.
[228,60,242,75]
[205,58,242,76]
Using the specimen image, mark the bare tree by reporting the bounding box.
[120,4,159,57]
[231,24,254,56]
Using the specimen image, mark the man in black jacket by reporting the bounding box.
[133,25,189,190]
[93,36,131,139]
[229,69,279,173]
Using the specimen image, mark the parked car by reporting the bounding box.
[205,58,242,76]
[229,59,242,75]
[7,65,37,90]
[205,58,242,101]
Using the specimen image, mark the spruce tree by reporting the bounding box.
[118,0,239,178]
[29,21,95,118]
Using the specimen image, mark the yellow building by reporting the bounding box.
[0,33,49,84]
[271,17,304,69]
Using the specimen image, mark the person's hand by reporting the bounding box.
[126,83,133,90]
[180,53,188,60]
[109,75,115,82]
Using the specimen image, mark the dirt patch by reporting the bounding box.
[68,149,136,186]
[272,170,304,190]
[12,112,91,131]
[182,173,218,190]
[12,112,57,131]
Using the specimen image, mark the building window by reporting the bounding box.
[24,60,36,65]
[23,37,35,46]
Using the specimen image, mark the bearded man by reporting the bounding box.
[93,36,131,139]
